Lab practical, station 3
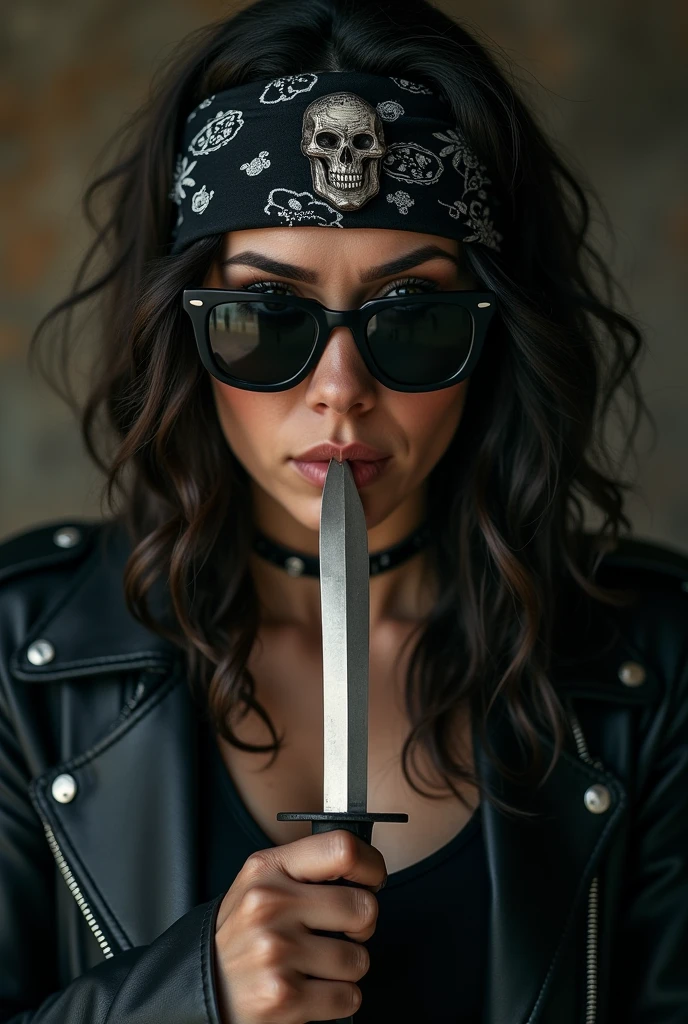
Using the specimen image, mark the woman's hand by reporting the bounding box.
[213,828,387,1023]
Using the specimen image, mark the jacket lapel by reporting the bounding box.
[30,663,202,951]
[475,700,627,1023]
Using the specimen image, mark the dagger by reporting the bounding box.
[277,457,408,1023]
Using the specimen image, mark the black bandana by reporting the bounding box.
[169,71,503,254]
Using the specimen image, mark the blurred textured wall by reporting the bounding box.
[1,0,687,548]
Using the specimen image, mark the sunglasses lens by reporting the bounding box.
[207,300,317,384]
[367,301,474,385]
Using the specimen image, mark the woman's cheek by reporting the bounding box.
[211,379,273,460]
[393,381,469,457]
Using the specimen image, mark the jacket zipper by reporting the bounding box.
[40,818,114,958]
[37,678,151,962]
[566,704,604,1024]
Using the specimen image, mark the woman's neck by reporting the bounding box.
[248,478,437,634]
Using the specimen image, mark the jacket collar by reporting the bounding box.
[20,521,659,1022]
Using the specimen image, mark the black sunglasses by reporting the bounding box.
[182,287,497,393]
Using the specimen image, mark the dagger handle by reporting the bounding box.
[275,811,408,1024]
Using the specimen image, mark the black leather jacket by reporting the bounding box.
[0,516,687,1024]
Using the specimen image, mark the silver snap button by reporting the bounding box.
[53,526,81,549]
[51,773,77,804]
[618,661,645,687]
[285,556,305,577]
[26,639,55,666]
[584,784,611,814]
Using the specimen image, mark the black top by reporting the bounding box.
[198,720,490,1022]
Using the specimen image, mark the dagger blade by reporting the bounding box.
[319,458,370,815]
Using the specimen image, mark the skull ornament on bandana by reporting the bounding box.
[300,92,387,212]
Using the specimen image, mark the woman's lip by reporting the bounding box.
[290,457,392,489]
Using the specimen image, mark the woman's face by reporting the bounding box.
[203,226,477,541]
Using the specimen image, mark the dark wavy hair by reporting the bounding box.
[29,0,653,819]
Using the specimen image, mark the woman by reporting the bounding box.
[1,0,686,1022]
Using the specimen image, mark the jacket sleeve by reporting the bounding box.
[2,900,225,1024]
[612,595,688,1021]
[0,677,225,1024]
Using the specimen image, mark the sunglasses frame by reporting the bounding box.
[182,287,498,393]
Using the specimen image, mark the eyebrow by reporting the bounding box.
[220,243,462,283]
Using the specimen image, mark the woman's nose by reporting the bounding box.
[304,325,376,410]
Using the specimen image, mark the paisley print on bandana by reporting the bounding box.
[191,184,214,214]
[382,142,444,185]
[433,127,482,172]
[386,190,415,214]
[259,74,319,104]
[241,151,271,176]
[433,126,502,250]
[189,109,245,156]
[169,156,196,204]
[438,198,502,249]
[263,188,343,227]
[376,100,404,121]
[390,77,434,95]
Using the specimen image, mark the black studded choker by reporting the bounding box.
[253,521,432,578]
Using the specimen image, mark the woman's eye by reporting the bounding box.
[244,280,292,296]
[381,276,438,298]
[243,277,439,298]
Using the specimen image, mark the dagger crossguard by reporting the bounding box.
[276,810,408,845]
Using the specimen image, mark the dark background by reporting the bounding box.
[1,0,686,549]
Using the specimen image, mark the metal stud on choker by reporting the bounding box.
[253,521,432,578]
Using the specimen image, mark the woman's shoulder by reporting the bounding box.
[592,532,688,592]
[0,517,109,628]
[0,518,102,583]
[0,516,175,685]
[552,533,688,724]
[589,532,688,677]
[0,518,104,640]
